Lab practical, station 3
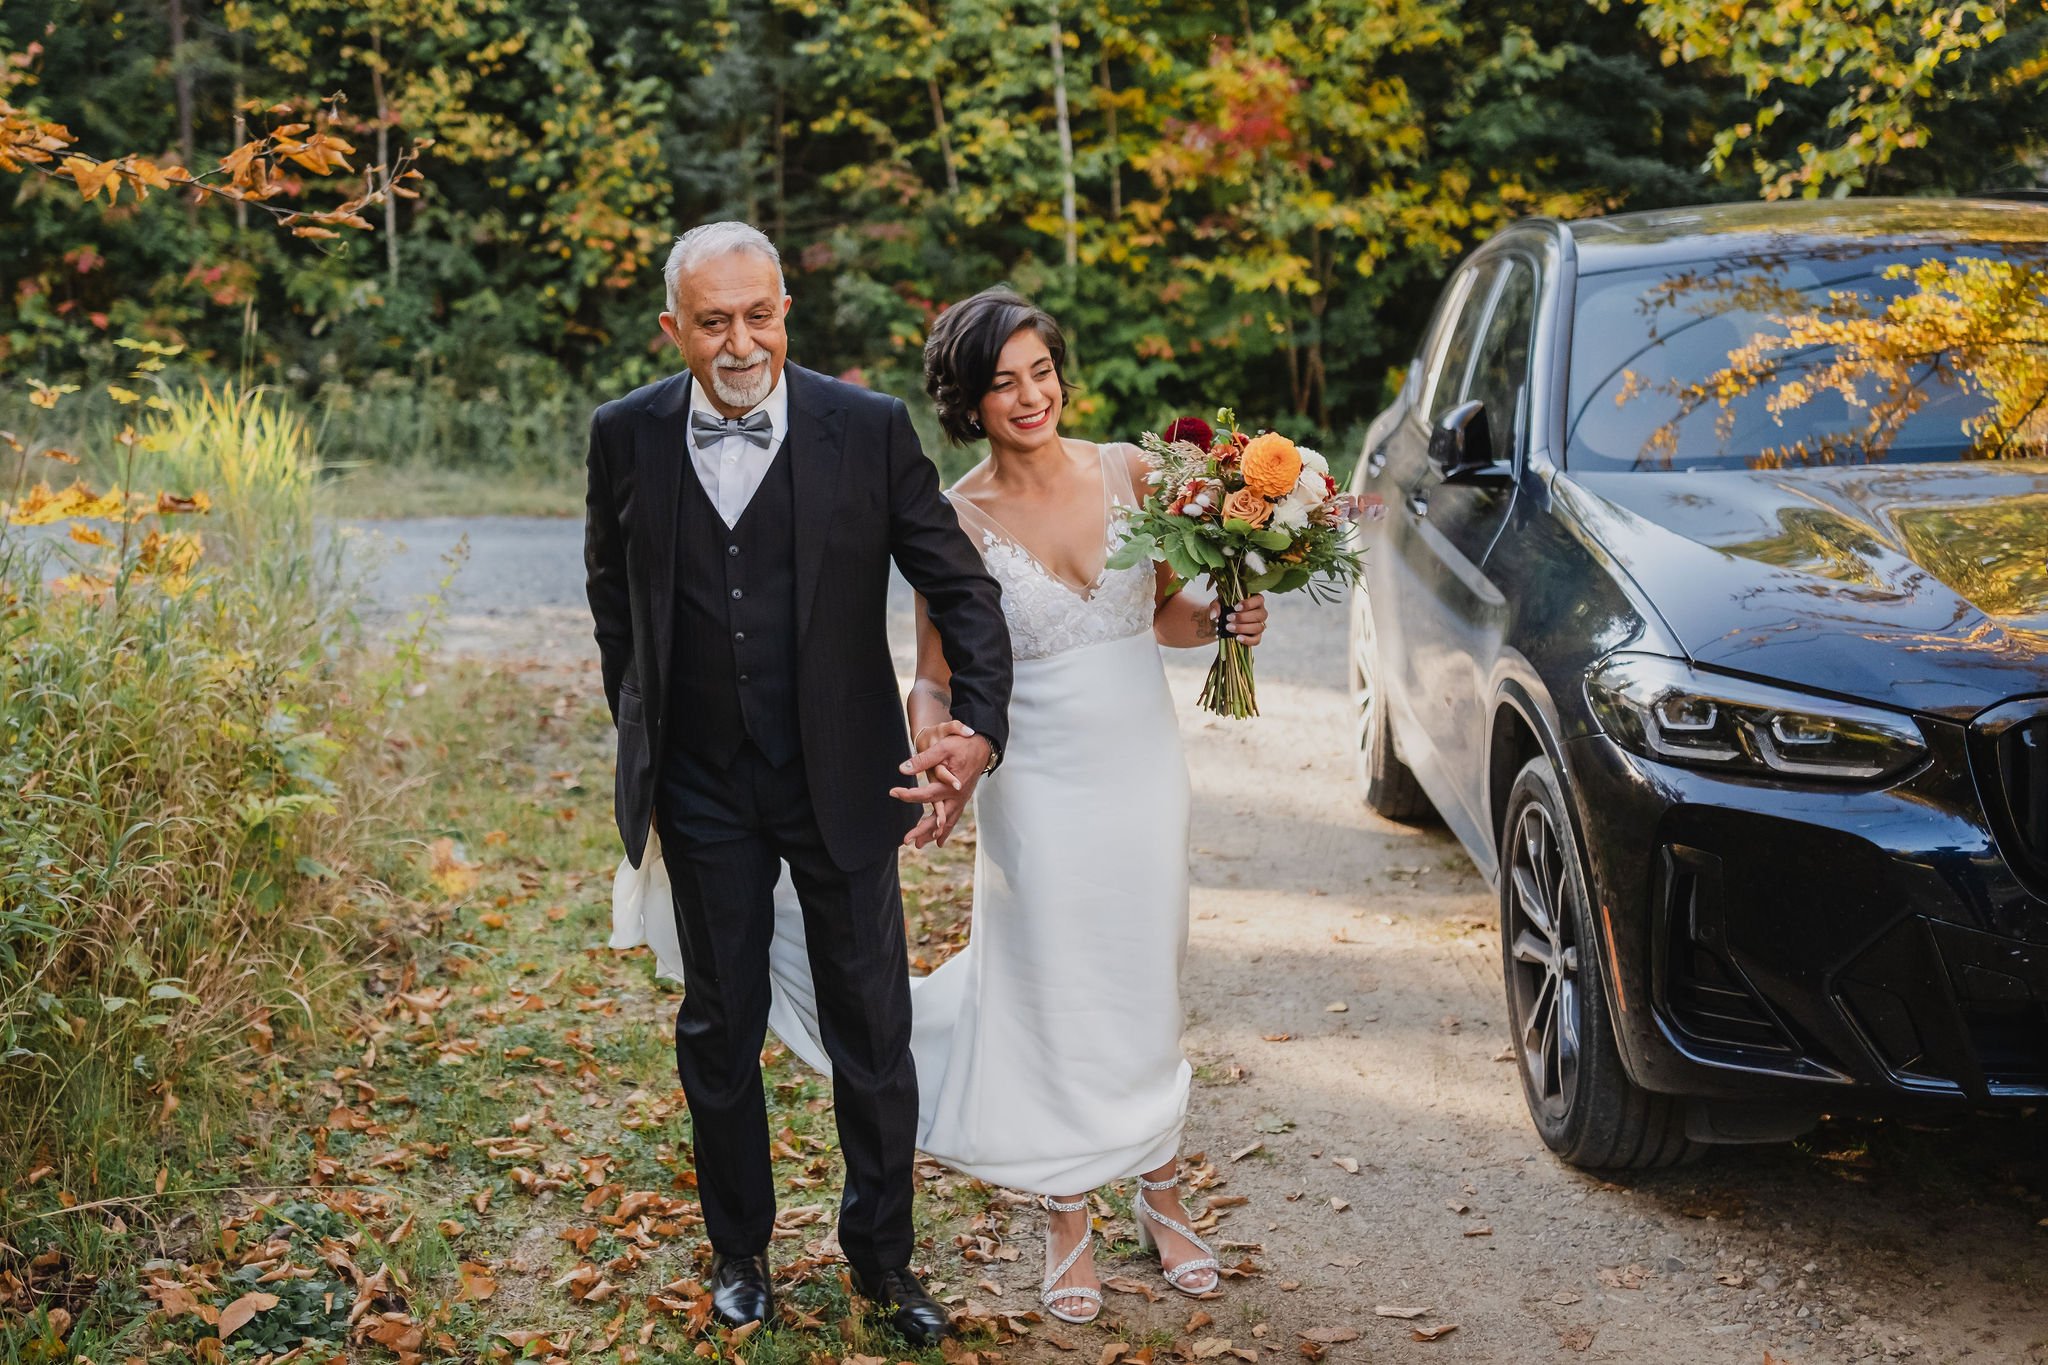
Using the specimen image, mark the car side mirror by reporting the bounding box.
[1428,400,1510,484]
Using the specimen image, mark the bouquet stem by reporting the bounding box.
[1199,566,1259,718]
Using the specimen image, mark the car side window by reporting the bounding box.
[1462,257,1539,466]
[1422,260,1502,426]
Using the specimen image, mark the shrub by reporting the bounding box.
[0,382,400,1193]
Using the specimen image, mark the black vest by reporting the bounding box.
[669,441,801,768]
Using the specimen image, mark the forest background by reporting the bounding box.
[6,0,2048,502]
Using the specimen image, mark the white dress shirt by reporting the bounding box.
[687,370,789,528]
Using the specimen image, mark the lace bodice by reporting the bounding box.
[948,444,1155,662]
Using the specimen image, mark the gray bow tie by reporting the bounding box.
[691,409,774,449]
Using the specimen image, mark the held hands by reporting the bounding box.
[891,719,993,848]
[1213,592,1269,647]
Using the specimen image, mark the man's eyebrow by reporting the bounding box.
[695,296,778,320]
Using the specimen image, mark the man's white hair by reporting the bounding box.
[663,222,787,315]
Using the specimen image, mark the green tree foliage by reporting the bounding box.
[1627,0,2048,199]
[3,0,2040,461]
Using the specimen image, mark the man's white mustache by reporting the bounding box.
[717,350,771,370]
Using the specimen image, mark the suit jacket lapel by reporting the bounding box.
[645,370,694,721]
[785,365,847,645]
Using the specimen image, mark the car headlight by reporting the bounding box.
[1585,654,1925,783]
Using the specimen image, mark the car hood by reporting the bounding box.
[1560,462,2048,720]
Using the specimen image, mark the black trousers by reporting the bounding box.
[653,737,918,1275]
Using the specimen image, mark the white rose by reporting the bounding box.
[1297,444,1329,476]
[1294,467,1327,501]
[1272,495,1311,530]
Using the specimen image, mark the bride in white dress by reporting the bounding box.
[613,287,1267,1327]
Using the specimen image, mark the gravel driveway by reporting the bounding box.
[355,516,2048,1364]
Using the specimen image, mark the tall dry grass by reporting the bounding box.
[0,384,412,1197]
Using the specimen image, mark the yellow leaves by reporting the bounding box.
[218,140,264,188]
[107,384,141,405]
[276,131,356,176]
[157,490,212,515]
[427,837,480,899]
[6,480,127,526]
[27,379,78,409]
[62,154,120,201]
[67,523,110,548]
[135,529,206,580]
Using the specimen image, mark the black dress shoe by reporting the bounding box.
[851,1266,955,1346]
[709,1252,773,1328]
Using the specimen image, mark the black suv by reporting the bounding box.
[1347,198,2048,1167]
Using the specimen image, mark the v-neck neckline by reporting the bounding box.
[950,446,1116,601]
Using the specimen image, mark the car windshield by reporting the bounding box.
[1566,241,2048,471]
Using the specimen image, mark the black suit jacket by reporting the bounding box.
[583,364,1012,871]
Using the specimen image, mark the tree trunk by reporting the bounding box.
[774,85,789,242]
[1048,0,1078,280]
[231,68,248,232]
[1100,49,1119,220]
[168,0,195,219]
[372,30,398,288]
[929,77,960,195]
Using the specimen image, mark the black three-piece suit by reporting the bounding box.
[583,363,1011,1275]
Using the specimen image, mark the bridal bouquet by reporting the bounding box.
[1108,409,1364,718]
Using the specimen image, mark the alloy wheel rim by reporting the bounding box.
[1506,800,1581,1123]
[1350,604,1380,759]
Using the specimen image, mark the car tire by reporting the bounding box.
[1500,753,1703,1170]
[1349,593,1432,821]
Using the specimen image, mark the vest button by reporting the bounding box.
[730,588,743,600]
[739,674,750,685]
[734,631,746,643]
[727,544,739,556]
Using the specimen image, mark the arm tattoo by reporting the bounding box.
[1196,606,1218,642]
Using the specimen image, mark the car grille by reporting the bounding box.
[1968,698,2048,898]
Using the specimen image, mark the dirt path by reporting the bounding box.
[357,518,2048,1365]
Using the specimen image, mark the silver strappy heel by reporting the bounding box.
[1039,1194,1103,1325]
[1131,1172,1221,1296]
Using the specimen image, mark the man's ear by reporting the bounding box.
[658,312,684,349]
[781,295,792,319]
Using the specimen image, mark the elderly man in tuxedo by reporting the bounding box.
[583,222,1011,1341]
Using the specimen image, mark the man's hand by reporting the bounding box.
[892,719,993,847]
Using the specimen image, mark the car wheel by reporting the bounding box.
[1500,754,1702,1169]
[1349,590,1432,821]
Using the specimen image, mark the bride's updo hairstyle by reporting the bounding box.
[923,286,1074,445]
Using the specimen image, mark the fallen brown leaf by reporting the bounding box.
[1103,1275,1162,1302]
[1598,1263,1651,1290]
[457,1261,497,1302]
[1373,1305,1429,1319]
[1411,1323,1459,1342]
[1559,1326,1596,1351]
[1297,1327,1359,1345]
[217,1291,280,1339]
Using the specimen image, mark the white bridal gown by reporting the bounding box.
[613,442,1194,1195]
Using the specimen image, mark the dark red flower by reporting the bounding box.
[1162,416,1214,449]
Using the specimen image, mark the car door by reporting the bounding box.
[1362,259,1497,811]
[1396,253,1540,845]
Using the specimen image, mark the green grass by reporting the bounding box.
[318,461,586,519]
[0,660,1025,1363]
